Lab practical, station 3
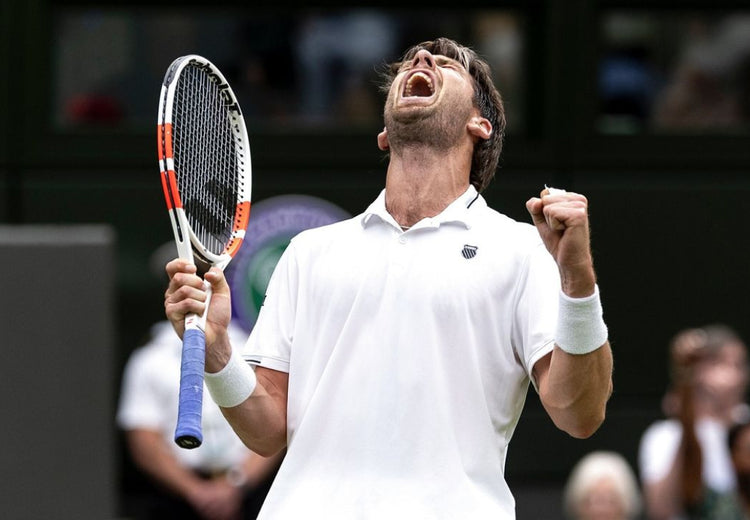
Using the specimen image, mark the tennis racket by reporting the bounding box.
[157,55,251,449]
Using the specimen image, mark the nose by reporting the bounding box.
[411,49,435,70]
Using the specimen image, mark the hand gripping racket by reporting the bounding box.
[157,55,251,449]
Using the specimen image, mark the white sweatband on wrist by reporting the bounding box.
[555,284,608,355]
[204,347,257,408]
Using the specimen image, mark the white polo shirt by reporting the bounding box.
[244,186,560,519]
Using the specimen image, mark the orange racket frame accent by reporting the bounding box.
[157,54,251,269]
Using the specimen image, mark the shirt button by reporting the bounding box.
[398,236,407,244]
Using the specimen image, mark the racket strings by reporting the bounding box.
[172,65,240,256]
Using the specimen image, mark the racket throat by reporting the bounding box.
[192,249,213,277]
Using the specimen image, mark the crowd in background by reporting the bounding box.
[119,320,750,519]
[119,246,750,520]
[566,324,750,520]
[57,9,750,136]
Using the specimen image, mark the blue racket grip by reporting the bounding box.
[174,328,206,449]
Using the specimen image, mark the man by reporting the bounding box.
[639,325,749,519]
[165,37,613,518]
[684,417,750,520]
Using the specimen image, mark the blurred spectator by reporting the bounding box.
[685,418,750,519]
[638,325,749,520]
[117,320,282,520]
[117,243,282,519]
[647,414,750,519]
[563,451,642,520]
[721,418,750,517]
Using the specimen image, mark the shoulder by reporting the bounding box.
[695,417,731,450]
[288,216,363,252]
[638,418,682,480]
[640,419,680,447]
[475,203,541,241]
[294,215,362,239]
[470,203,546,262]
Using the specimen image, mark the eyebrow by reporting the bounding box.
[397,55,466,72]
[435,56,462,67]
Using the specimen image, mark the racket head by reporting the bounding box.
[158,54,252,274]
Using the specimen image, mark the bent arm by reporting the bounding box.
[220,366,289,457]
[203,333,288,457]
[165,260,289,457]
[241,449,284,490]
[533,343,613,438]
[526,189,613,438]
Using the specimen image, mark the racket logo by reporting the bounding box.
[185,179,235,234]
[461,245,478,259]
[188,59,241,114]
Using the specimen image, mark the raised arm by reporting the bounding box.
[526,189,613,438]
[165,260,288,456]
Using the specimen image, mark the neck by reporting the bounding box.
[384,144,472,229]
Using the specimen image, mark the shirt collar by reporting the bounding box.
[361,185,484,231]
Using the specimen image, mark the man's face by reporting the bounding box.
[383,49,478,152]
[694,341,748,408]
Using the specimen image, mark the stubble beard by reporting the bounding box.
[384,92,474,155]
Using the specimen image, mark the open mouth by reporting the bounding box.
[402,71,435,98]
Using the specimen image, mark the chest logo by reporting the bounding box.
[461,244,478,259]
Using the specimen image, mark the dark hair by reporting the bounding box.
[668,324,747,386]
[380,37,506,193]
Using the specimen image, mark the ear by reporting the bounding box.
[377,127,389,151]
[467,116,492,141]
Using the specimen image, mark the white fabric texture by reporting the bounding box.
[245,186,561,519]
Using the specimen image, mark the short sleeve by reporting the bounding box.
[242,241,299,373]
[512,241,560,389]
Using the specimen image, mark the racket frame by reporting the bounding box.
[157,54,251,448]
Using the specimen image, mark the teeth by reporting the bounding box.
[405,72,434,97]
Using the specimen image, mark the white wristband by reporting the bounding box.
[555,284,608,355]
[204,347,257,408]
